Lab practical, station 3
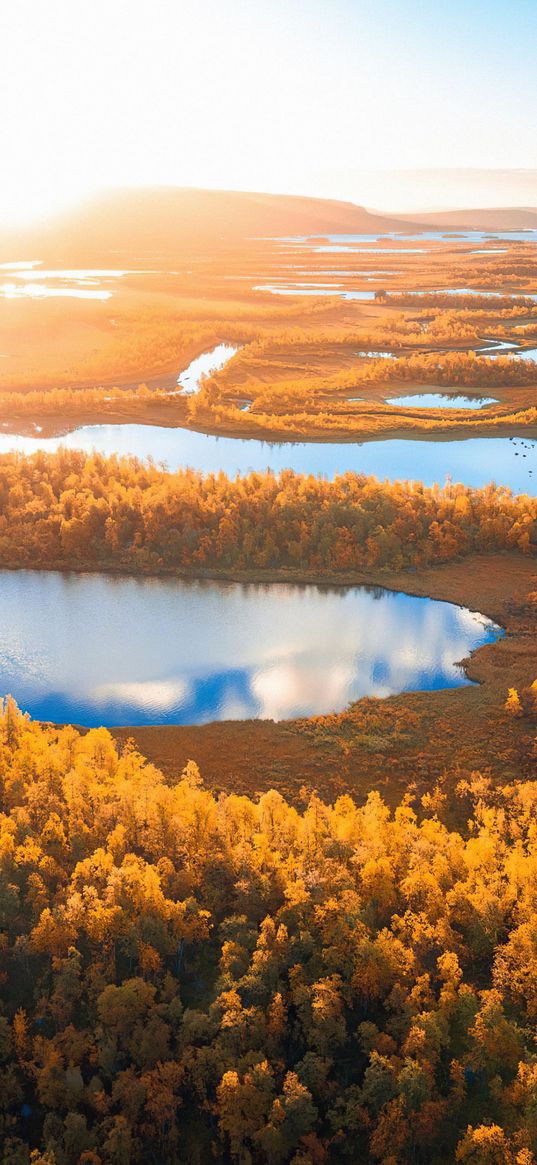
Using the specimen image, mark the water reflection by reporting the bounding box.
[254,284,378,299]
[314,247,426,254]
[176,344,239,393]
[0,283,112,301]
[405,287,537,298]
[0,264,144,301]
[357,350,396,359]
[0,425,535,494]
[387,393,499,410]
[279,230,537,244]
[0,571,500,727]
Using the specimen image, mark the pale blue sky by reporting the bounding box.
[2,0,536,221]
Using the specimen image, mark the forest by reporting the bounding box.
[6,0,537,1153]
[0,451,534,574]
[1,192,537,1165]
[1,702,537,1163]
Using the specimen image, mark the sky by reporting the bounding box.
[2,0,537,223]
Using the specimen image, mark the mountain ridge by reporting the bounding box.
[0,187,424,264]
[2,188,536,265]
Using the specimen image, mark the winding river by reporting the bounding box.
[2,425,536,494]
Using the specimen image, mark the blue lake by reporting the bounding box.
[387,393,499,410]
[2,424,536,494]
[279,230,537,244]
[275,229,537,257]
[0,571,501,727]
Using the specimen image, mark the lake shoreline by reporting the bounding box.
[3,398,537,445]
[0,565,498,732]
[0,550,525,621]
[105,552,537,805]
[9,552,532,806]
[0,552,526,633]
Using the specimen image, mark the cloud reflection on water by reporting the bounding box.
[0,571,501,727]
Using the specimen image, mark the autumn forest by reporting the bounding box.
[1,149,537,1165]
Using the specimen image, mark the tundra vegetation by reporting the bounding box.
[1,194,537,1163]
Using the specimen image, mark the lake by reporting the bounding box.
[0,571,501,727]
[254,284,378,299]
[279,230,537,244]
[176,343,239,393]
[387,393,499,410]
[1,425,536,494]
[404,289,537,301]
[0,263,136,301]
[256,285,537,306]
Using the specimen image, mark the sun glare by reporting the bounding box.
[3,3,537,1162]
[2,0,537,224]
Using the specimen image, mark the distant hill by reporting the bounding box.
[0,187,424,265]
[6,188,536,267]
[400,206,537,230]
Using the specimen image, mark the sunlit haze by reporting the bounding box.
[3,0,537,223]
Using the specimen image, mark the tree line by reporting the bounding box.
[1,702,537,1163]
[0,451,534,574]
